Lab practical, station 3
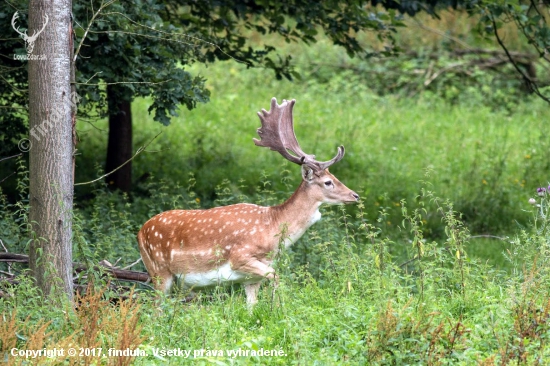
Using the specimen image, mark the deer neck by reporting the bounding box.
[270,180,322,247]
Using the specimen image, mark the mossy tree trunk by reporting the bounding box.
[28,0,74,302]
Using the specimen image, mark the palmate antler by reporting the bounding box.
[253,98,344,171]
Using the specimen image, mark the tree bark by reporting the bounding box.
[105,85,133,192]
[28,0,74,302]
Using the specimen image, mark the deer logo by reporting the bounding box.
[11,11,48,54]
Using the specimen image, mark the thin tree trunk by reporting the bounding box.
[28,0,74,302]
[105,85,133,192]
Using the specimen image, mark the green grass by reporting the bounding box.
[3,201,550,364]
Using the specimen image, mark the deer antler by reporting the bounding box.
[11,12,26,38]
[27,14,48,43]
[253,98,345,171]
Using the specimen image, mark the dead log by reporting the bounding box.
[0,252,150,282]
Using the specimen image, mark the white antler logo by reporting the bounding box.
[11,11,49,54]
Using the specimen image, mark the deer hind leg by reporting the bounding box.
[142,264,174,294]
[138,234,173,294]
[148,269,174,294]
[145,271,173,312]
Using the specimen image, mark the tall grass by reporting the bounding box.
[2,182,550,364]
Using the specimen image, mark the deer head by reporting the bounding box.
[11,11,49,54]
[138,98,358,306]
[254,98,357,204]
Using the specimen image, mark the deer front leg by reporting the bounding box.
[232,257,275,279]
[232,258,275,305]
[244,282,262,306]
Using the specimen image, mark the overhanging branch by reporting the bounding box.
[490,14,550,104]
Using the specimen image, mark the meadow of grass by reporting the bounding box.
[2,9,550,365]
[2,187,550,364]
[76,53,548,250]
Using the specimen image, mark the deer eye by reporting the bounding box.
[324,180,333,187]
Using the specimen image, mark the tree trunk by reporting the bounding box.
[105,86,133,192]
[28,0,74,302]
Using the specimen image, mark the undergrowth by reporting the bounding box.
[1,281,143,366]
[1,170,550,364]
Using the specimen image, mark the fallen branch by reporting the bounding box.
[0,253,28,263]
[424,57,525,87]
[452,48,536,60]
[0,252,150,282]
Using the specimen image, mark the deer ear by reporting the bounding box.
[301,165,315,182]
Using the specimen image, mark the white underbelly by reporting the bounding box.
[176,262,259,288]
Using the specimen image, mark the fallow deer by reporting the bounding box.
[137,98,359,305]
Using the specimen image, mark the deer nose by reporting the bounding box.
[351,192,359,201]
